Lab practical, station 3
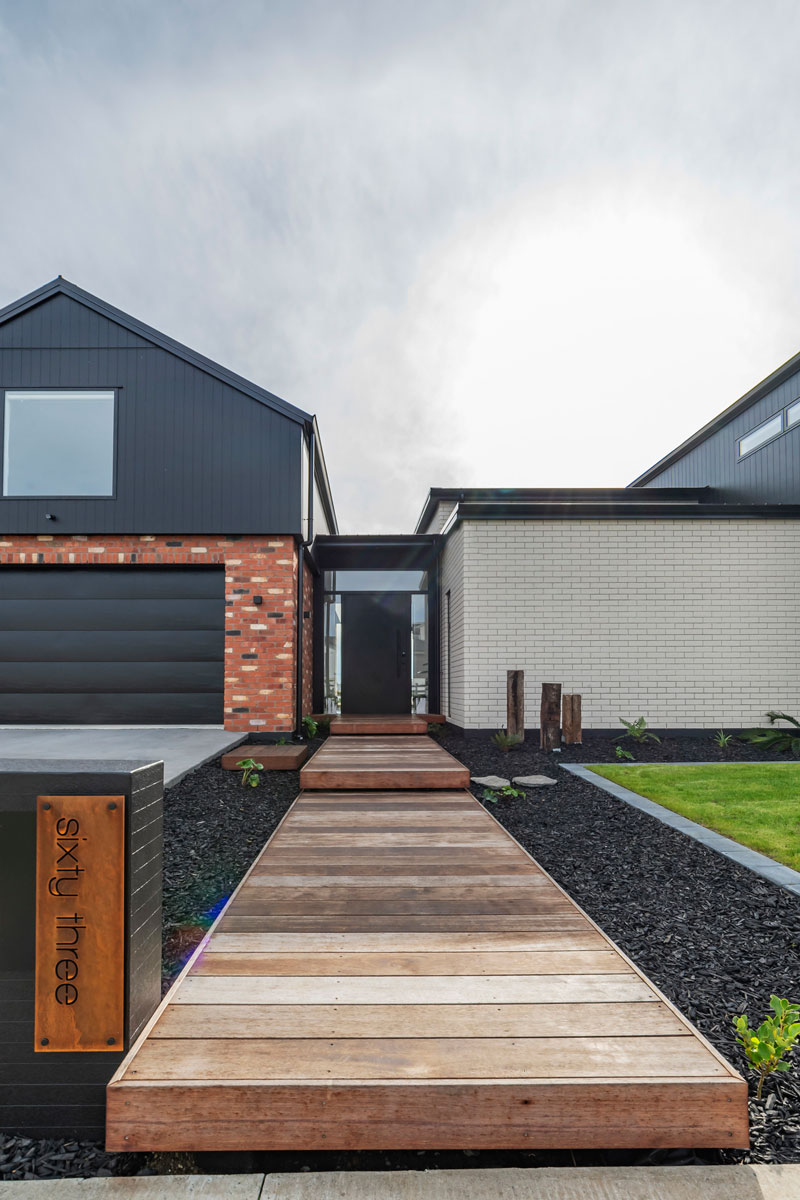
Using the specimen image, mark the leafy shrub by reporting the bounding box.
[483,785,524,804]
[236,758,262,788]
[741,712,800,757]
[614,745,635,761]
[302,715,319,740]
[733,995,800,1099]
[491,729,523,752]
[615,716,661,745]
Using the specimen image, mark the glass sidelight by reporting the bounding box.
[411,593,428,714]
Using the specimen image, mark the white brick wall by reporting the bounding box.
[421,500,457,534]
[438,518,800,729]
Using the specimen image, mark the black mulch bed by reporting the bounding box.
[436,725,800,1166]
[4,727,799,1179]
[160,751,309,993]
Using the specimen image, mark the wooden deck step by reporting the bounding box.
[330,715,429,735]
[221,743,308,770]
[107,773,748,1152]
[300,735,470,790]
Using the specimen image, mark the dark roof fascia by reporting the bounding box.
[311,534,442,572]
[445,499,800,526]
[0,277,313,427]
[315,534,442,546]
[414,486,716,532]
[630,349,800,485]
[310,416,339,535]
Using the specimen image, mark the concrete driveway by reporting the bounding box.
[0,727,245,787]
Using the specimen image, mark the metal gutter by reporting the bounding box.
[414,486,717,533]
[295,427,316,735]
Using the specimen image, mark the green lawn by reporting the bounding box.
[588,763,800,871]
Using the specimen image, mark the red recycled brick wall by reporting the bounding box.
[301,558,314,717]
[0,534,300,733]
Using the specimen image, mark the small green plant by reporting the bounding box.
[236,758,262,788]
[276,736,288,746]
[491,729,523,752]
[302,715,319,740]
[741,712,800,757]
[714,728,734,749]
[482,785,524,804]
[733,995,800,1099]
[615,716,661,745]
[614,745,635,761]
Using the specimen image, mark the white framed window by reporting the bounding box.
[738,413,782,459]
[786,399,800,429]
[2,389,116,497]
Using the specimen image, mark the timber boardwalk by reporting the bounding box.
[106,733,748,1151]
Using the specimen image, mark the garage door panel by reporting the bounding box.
[0,568,224,600]
[0,598,223,632]
[0,630,223,663]
[0,568,225,724]
[0,692,223,724]
[0,661,224,694]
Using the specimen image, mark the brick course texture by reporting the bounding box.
[0,535,302,733]
[440,518,800,730]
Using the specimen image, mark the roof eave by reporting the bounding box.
[0,276,313,427]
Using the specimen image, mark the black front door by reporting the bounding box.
[341,592,411,714]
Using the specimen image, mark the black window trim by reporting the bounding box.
[0,386,120,500]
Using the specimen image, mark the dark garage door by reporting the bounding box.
[0,567,225,724]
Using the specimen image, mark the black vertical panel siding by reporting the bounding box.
[0,294,303,534]
[0,761,163,1138]
[641,367,800,503]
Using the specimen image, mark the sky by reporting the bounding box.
[2,0,800,531]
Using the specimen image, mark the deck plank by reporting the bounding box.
[190,950,627,975]
[107,736,748,1152]
[300,736,471,790]
[127,1035,724,1081]
[150,1001,688,1039]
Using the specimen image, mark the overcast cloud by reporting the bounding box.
[1,0,800,530]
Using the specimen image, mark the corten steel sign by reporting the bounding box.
[34,795,125,1052]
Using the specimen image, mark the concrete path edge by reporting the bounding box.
[2,1165,800,1199]
[562,762,800,898]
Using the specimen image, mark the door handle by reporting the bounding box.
[396,630,407,676]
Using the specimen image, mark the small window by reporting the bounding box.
[3,390,115,497]
[738,413,782,459]
[787,399,800,429]
[323,569,427,592]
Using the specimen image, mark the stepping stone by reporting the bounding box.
[221,744,308,771]
[471,775,511,788]
[512,774,557,787]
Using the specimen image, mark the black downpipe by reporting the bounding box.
[295,426,315,735]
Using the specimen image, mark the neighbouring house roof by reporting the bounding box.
[630,348,800,486]
[413,486,800,533]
